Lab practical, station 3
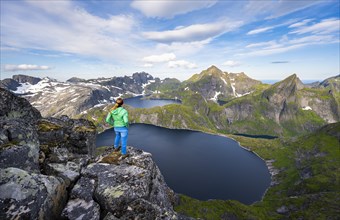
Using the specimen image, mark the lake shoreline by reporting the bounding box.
[97,122,274,205]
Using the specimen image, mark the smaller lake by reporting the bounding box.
[124,96,181,108]
[96,124,271,205]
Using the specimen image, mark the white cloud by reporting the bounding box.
[247,27,273,35]
[1,1,140,61]
[246,41,276,48]
[288,19,314,28]
[4,64,51,71]
[143,63,153,68]
[142,53,176,63]
[244,1,322,20]
[222,60,241,67]
[168,60,197,69]
[290,18,340,35]
[143,20,242,43]
[130,0,217,18]
[240,34,339,57]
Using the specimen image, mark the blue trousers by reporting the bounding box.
[114,127,128,155]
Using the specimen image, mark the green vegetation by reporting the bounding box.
[37,120,62,132]
[175,123,340,219]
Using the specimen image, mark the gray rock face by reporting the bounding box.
[12,74,41,85]
[0,88,41,124]
[0,167,67,220]
[0,79,20,91]
[0,90,184,219]
[76,147,178,219]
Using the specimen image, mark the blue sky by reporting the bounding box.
[1,0,339,82]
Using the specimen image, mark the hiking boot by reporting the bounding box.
[120,154,129,160]
[114,146,121,152]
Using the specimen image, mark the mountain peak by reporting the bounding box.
[206,65,223,74]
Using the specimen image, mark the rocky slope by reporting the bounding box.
[0,88,184,219]
[0,72,157,117]
[182,65,261,102]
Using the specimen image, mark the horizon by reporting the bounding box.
[1,0,339,82]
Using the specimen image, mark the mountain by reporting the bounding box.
[0,88,184,219]
[1,67,339,136]
[0,72,157,117]
[319,74,340,92]
[183,65,261,101]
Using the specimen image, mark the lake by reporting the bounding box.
[96,124,271,205]
[124,96,181,108]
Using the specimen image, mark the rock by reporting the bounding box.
[0,87,183,219]
[0,167,67,220]
[0,88,41,124]
[77,147,178,219]
[12,75,41,85]
[0,119,40,173]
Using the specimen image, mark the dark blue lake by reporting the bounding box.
[124,96,181,108]
[96,124,271,205]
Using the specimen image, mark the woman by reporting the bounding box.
[109,98,129,156]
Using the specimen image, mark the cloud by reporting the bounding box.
[143,63,153,68]
[142,53,176,63]
[244,1,322,20]
[271,61,290,64]
[222,60,241,67]
[168,60,197,69]
[290,18,340,35]
[1,1,140,61]
[288,19,314,28]
[143,20,242,43]
[4,64,51,71]
[246,41,276,48]
[247,27,273,35]
[240,34,339,57]
[130,0,217,18]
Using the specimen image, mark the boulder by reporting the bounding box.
[75,147,178,219]
[0,167,67,220]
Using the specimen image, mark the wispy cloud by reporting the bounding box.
[290,18,340,35]
[222,60,241,67]
[142,53,176,63]
[241,34,339,57]
[131,0,217,18]
[4,64,51,71]
[247,27,273,35]
[143,20,242,43]
[288,19,314,28]
[1,1,140,61]
[168,60,197,69]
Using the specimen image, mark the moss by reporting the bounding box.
[73,125,96,133]
[0,140,20,149]
[38,121,62,132]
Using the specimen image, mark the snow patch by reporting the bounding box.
[302,106,312,111]
[221,77,228,85]
[210,91,221,101]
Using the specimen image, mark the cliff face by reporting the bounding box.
[0,89,182,219]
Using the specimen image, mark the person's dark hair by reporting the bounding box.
[112,98,124,110]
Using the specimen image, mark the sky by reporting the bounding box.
[1,0,339,82]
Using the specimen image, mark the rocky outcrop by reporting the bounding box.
[0,89,184,219]
[12,74,41,85]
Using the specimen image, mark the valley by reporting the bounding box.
[1,66,339,219]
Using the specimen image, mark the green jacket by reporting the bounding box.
[110,107,129,127]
